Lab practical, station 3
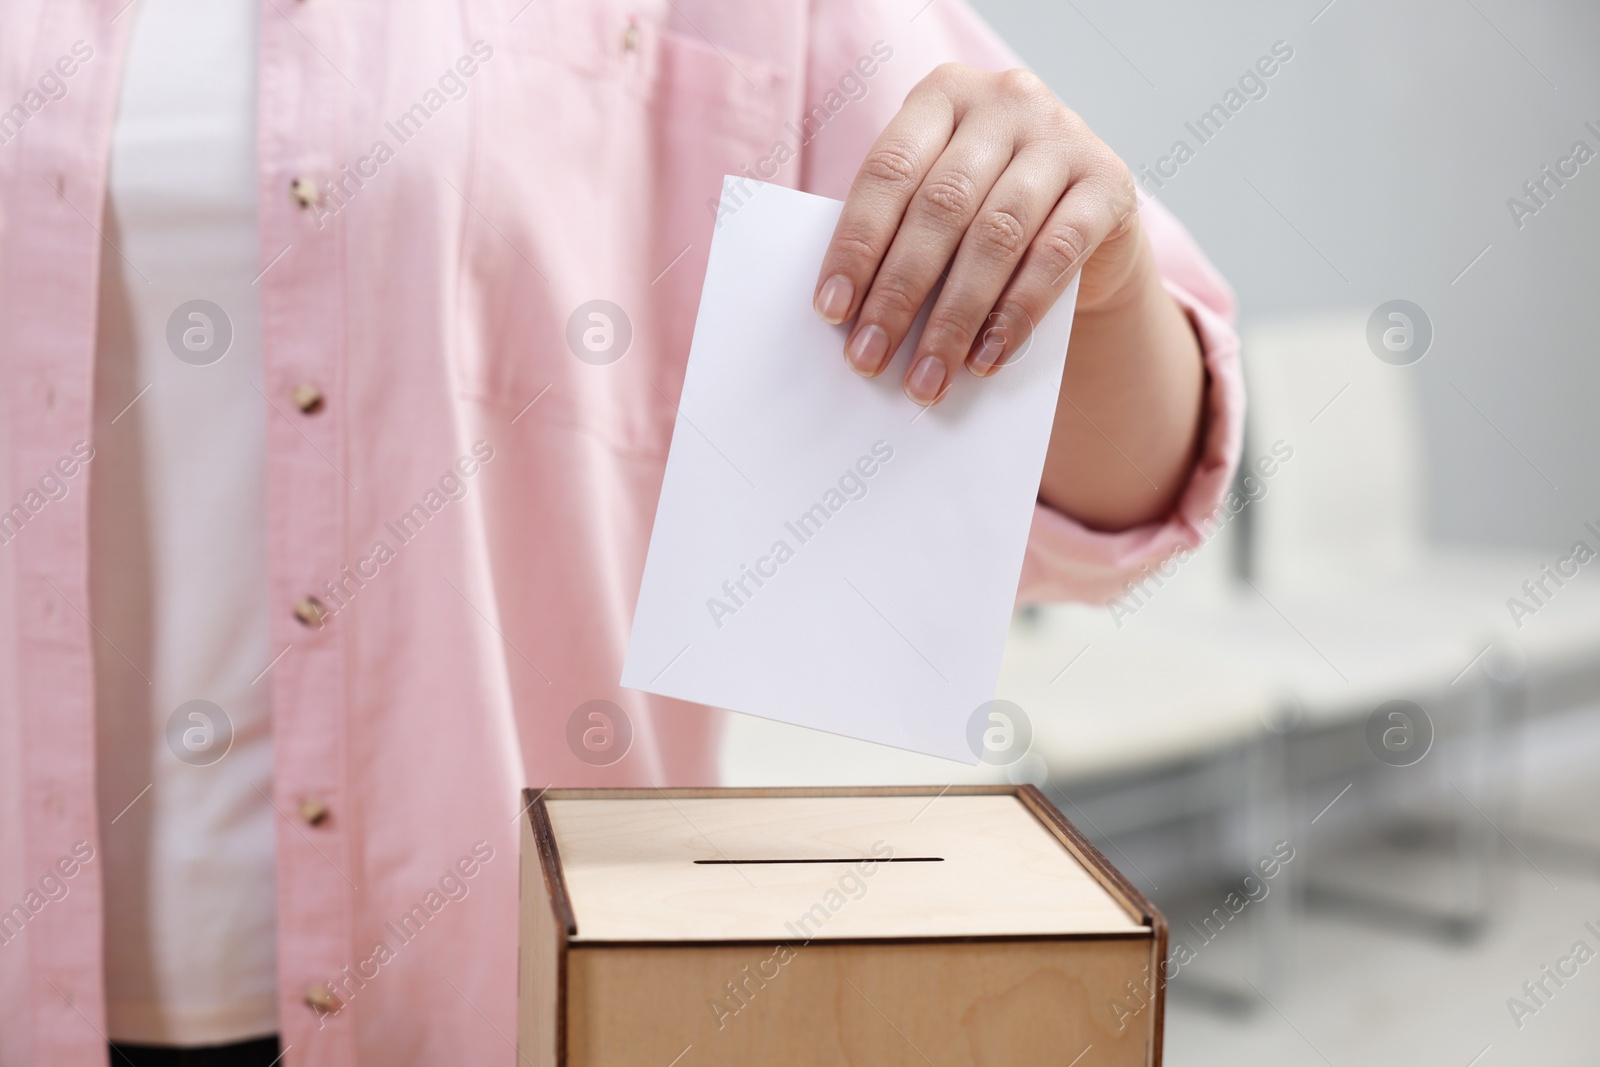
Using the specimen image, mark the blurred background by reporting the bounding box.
[726,1,1600,1062]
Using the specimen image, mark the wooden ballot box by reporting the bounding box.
[519,786,1167,1066]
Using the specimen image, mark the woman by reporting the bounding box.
[0,0,1240,1064]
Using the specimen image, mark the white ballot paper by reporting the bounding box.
[621,178,1077,763]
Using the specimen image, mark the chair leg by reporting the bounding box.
[1447,670,1500,939]
[1481,649,1599,876]
[1299,679,1498,944]
[1246,719,1295,993]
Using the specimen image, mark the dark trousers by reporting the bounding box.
[109,1036,282,1067]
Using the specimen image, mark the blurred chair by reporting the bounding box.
[1240,312,1600,714]
[1236,312,1600,889]
[1015,314,1544,960]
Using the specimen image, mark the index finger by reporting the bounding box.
[812,77,961,326]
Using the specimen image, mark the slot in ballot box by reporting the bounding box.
[519,786,1167,1066]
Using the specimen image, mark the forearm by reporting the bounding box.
[1037,228,1205,531]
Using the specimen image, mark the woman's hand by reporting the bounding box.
[813,63,1141,404]
[814,63,1204,530]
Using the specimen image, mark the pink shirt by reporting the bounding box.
[0,1,1242,1064]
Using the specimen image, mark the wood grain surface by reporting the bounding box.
[546,794,1141,942]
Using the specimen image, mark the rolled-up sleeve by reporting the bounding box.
[803,0,1245,607]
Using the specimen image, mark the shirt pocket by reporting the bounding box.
[458,3,790,460]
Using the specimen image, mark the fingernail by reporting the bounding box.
[846,324,890,376]
[969,332,1007,376]
[905,355,948,406]
[816,274,854,324]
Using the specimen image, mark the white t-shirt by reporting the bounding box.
[90,0,277,1045]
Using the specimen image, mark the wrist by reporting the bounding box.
[1072,223,1161,321]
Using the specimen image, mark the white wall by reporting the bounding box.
[968,0,1600,551]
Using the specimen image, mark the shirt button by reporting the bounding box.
[290,177,322,208]
[293,596,328,627]
[292,384,324,414]
[622,22,640,51]
[299,797,330,826]
[305,984,342,1014]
